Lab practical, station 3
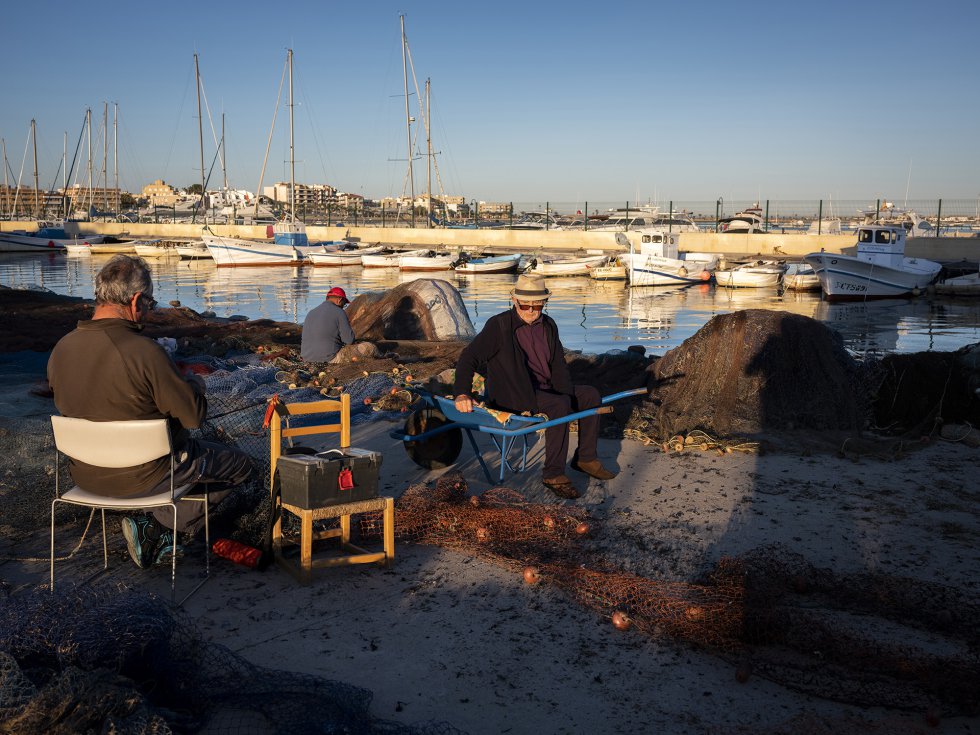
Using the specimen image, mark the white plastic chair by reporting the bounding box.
[50,416,210,605]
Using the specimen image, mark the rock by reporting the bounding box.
[347,279,475,341]
[228,314,249,322]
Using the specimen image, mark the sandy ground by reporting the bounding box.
[1,288,977,733]
[3,410,978,734]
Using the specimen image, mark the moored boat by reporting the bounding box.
[804,225,941,300]
[621,232,716,287]
[783,262,821,291]
[398,250,456,271]
[176,240,212,259]
[452,253,522,274]
[307,242,385,267]
[203,222,321,266]
[935,270,980,296]
[714,260,786,288]
[524,253,608,277]
[133,240,179,258]
[0,222,105,253]
[590,257,628,281]
[361,248,428,268]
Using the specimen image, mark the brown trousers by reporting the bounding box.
[533,385,601,479]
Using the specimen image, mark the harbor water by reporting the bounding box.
[2,252,979,358]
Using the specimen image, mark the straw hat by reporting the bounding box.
[511,274,551,302]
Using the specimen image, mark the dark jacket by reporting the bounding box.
[48,318,208,497]
[453,308,573,414]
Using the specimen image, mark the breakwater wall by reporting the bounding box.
[1,221,974,261]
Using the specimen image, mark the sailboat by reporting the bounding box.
[203,50,340,266]
[0,119,105,252]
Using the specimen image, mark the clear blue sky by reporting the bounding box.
[3,0,978,206]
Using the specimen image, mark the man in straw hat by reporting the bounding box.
[453,273,616,498]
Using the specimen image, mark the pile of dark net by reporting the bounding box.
[0,584,462,735]
[360,473,980,718]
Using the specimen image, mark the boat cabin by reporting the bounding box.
[855,225,908,268]
[638,232,681,259]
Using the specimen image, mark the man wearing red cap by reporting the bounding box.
[301,286,355,363]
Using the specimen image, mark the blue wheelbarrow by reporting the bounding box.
[391,387,648,483]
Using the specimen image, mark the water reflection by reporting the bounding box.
[1,252,978,356]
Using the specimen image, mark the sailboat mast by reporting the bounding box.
[426,78,432,228]
[400,15,415,226]
[221,113,227,190]
[194,54,206,221]
[86,108,93,216]
[288,48,295,222]
[63,131,68,218]
[102,102,108,212]
[31,119,39,218]
[113,103,118,210]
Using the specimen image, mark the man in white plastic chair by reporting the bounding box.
[47,255,253,568]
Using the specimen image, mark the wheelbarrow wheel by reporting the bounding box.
[403,408,463,469]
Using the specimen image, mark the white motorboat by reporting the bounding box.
[203,222,315,266]
[804,225,941,300]
[714,260,786,288]
[783,262,821,291]
[806,218,842,236]
[453,253,522,274]
[718,204,766,233]
[621,232,717,287]
[176,241,212,259]
[398,250,456,271]
[361,248,428,268]
[0,221,105,253]
[133,240,179,258]
[307,242,385,267]
[524,253,608,277]
[592,207,701,233]
[858,201,935,237]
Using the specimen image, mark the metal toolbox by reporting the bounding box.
[276,448,382,509]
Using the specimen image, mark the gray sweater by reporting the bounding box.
[301,300,354,362]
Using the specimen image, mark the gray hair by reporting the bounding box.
[94,255,153,306]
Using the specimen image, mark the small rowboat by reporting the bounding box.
[307,242,385,267]
[524,254,608,277]
[176,240,212,259]
[133,240,179,258]
[399,250,456,271]
[714,261,786,288]
[783,262,820,291]
[590,257,628,281]
[453,253,522,274]
[361,248,429,268]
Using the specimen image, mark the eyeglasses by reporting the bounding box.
[516,302,544,312]
[139,294,158,311]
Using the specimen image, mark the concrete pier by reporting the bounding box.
[1,220,975,261]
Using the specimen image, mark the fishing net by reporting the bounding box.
[362,473,980,717]
[0,584,462,735]
[0,358,412,547]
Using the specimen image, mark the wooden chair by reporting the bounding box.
[50,416,210,606]
[268,394,394,584]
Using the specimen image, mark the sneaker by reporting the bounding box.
[121,516,155,569]
[152,531,185,566]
